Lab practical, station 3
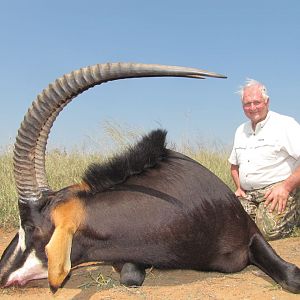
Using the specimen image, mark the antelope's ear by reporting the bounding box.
[45,226,73,293]
[45,197,85,293]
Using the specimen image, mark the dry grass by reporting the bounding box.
[0,150,18,228]
[181,143,234,191]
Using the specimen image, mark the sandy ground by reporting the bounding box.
[0,229,299,300]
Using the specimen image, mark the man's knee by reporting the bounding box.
[256,203,297,240]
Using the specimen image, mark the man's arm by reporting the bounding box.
[230,164,246,198]
[264,164,300,213]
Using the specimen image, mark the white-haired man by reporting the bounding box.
[229,79,300,240]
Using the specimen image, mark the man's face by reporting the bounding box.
[242,84,269,127]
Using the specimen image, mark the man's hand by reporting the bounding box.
[264,183,290,214]
[235,187,247,198]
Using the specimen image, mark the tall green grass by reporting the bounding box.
[0,150,19,228]
[0,129,234,229]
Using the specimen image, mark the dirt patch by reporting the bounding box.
[0,229,299,299]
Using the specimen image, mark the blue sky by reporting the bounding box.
[0,1,299,152]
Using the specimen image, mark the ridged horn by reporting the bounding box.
[13,62,226,203]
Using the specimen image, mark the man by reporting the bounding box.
[229,79,300,240]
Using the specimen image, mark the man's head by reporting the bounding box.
[239,79,269,128]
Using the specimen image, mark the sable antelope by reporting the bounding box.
[0,63,299,294]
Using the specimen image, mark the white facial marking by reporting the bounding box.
[18,226,26,252]
[0,232,24,276]
[5,250,48,287]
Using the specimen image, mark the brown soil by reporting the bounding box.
[0,229,299,300]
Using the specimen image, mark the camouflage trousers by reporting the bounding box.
[238,183,300,241]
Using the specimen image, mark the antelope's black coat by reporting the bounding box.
[69,129,299,293]
[72,130,251,270]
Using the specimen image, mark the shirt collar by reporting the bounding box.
[257,111,272,129]
[245,111,272,135]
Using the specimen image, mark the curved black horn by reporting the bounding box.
[13,62,226,202]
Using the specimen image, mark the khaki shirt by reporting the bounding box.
[229,111,300,190]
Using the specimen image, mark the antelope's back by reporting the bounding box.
[76,150,253,269]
